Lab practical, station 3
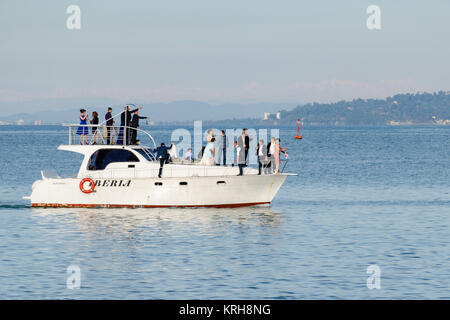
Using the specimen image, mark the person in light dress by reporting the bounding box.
[200,137,216,166]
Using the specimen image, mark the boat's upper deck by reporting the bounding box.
[65,123,156,148]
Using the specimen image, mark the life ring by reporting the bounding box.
[80,178,95,194]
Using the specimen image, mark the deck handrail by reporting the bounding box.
[63,123,156,149]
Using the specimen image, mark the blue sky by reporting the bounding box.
[0,0,449,111]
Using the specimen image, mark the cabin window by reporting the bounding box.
[88,149,139,170]
[155,182,163,186]
[217,181,226,185]
[179,182,188,186]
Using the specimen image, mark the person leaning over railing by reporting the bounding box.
[130,110,149,145]
[118,105,142,145]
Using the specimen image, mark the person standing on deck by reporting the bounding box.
[216,130,228,166]
[76,109,89,145]
[184,148,194,161]
[256,139,267,175]
[130,110,149,145]
[90,111,99,144]
[118,105,141,145]
[243,128,250,166]
[105,107,114,145]
[266,137,275,174]
[274,138,287,174]
[237,132,246,175]
[200,137,216,166]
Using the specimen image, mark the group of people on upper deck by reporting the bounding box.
[76,106,149,145]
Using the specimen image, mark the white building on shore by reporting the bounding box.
[262,111,281,120]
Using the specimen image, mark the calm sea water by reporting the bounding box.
[0,125,449,299]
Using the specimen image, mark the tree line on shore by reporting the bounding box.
[276,91,450,126]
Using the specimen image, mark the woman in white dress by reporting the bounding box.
[168,143,178,159]
[200,137,216,166]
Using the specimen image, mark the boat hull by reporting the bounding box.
[30,174,288,208]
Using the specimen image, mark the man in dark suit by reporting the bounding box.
[243,128,250,166]
[130,110,149,145]
[118,105,141,145]
[105,107,114,144]
[154,143,170,178]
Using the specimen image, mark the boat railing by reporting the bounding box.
[63,123,157,149]
[280,158,289,173]
[82,163,260,179]
[66,105,156,148]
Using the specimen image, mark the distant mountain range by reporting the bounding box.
[1,91,449,126]
[0,99,293,125]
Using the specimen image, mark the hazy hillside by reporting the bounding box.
[1,92,449,126]
[0,100,292,124]
[257,91,450,126]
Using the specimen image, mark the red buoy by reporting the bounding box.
[295,118,303,139]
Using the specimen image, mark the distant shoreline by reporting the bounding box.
[1,91,448,127]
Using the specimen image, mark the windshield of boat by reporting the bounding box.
[133,148,156,161]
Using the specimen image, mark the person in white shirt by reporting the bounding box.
[267,137,276,174]
[184,148,193,161]
[236,135,246,176]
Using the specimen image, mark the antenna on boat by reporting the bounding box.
[294,118,303,140]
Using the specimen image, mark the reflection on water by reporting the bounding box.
[7,206,284,299]
[32,206,282,234]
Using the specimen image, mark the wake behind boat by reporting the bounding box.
[24,110,295,208]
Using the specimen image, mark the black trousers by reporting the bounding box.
[125,127,131,145]
[238,164,245,175]
[106,127,111,144]
[158,158,165,178]
[222,149,226,165]
[130,127,138,144]
[118,126,131,145]
[258,160,263,175]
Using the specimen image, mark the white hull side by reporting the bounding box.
[30,174,288,208]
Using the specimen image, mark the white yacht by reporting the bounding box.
[24,112,295,208]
